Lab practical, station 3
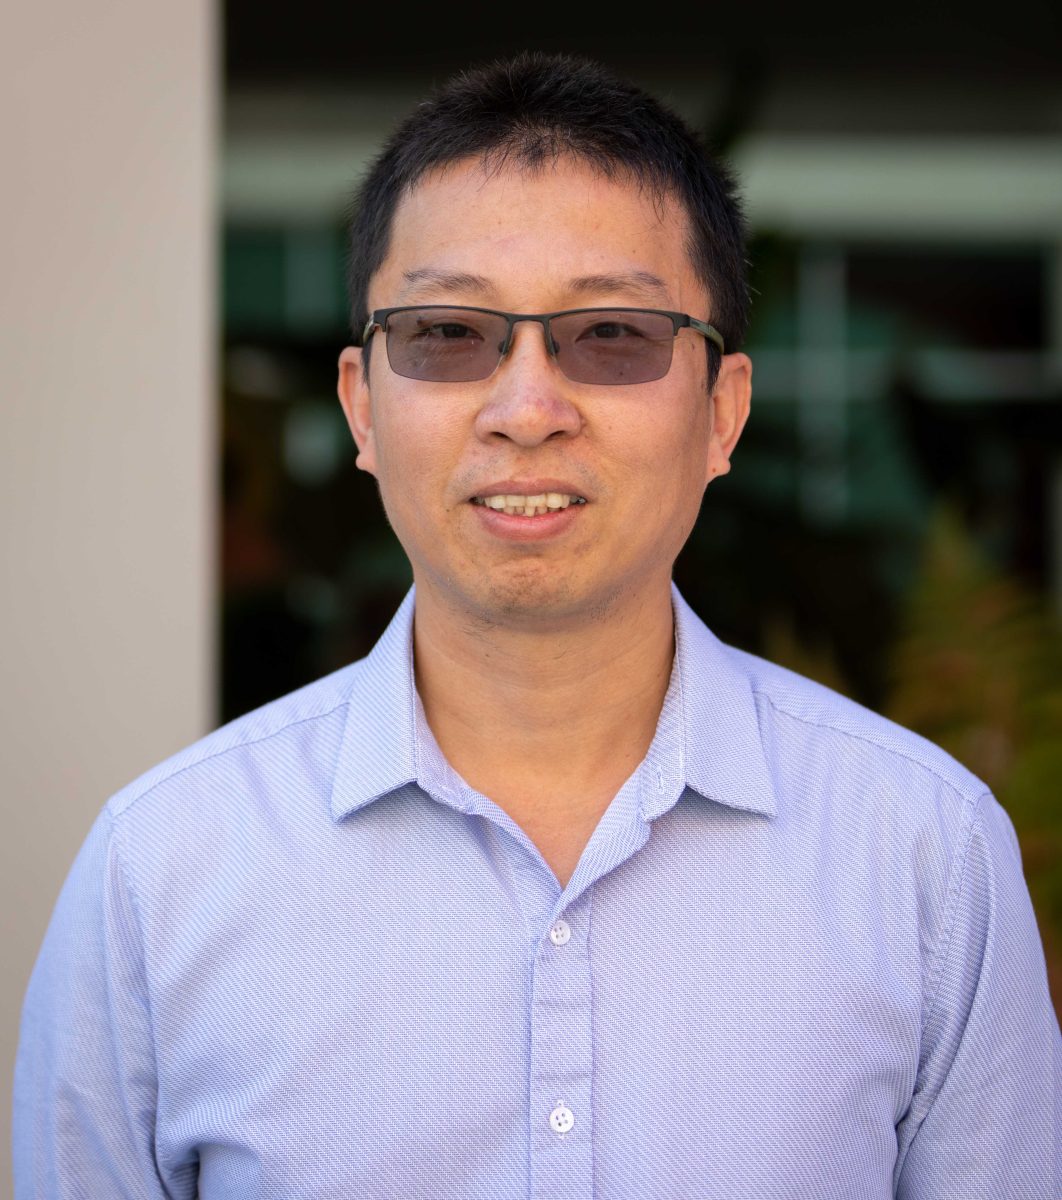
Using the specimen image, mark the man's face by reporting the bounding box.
[338,156,750,628]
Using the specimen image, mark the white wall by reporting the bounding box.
[0,3,217,1191]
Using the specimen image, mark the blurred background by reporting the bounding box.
[3,1,1061,1187]
[219,1,1062,993]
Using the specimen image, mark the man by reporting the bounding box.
[15,53,1060,1199]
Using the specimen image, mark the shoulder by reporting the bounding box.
[101,590,416,865]
[712,647,1032,1018]
[105,658,366,825]
[731,644,986,806]
[673,588,987,830]
[703,641,993,876]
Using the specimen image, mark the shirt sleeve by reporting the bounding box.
[13,807,185,1199]
[895,792,1062,1199]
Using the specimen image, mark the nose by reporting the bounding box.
[473,322,582,447]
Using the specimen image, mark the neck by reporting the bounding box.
[412,580,676,880]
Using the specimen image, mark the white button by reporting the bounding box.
[549,920,571,946]
[549,1104,575,1134]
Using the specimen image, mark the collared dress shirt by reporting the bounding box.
[15,587,1061,1199]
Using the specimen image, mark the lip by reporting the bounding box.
[470,501,584,542]
[468,479,590,502]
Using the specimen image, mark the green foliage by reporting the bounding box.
[885,507,1062,831]
[884,507,1062,997]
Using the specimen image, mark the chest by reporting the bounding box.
[144,799,921,1198]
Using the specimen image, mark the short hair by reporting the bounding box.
[345,53,749,375]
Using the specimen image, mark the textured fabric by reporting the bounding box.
[15,586,1061,1199]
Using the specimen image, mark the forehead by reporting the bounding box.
[371,155,703,310]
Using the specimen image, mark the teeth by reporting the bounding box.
[475,493,585,516]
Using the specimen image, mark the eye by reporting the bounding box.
[579,320,645,341]
[415,321,481,340]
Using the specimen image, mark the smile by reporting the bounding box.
[471,494,587,517]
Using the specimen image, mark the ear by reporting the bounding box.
[337,345,378,477]
[705,352,752,484]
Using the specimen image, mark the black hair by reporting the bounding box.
[345,53,749,373]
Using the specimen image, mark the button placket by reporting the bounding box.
[529,900,593,1197]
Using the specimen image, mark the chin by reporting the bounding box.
[473,579,577,625]
[451,568,634,631]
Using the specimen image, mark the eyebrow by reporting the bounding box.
[399,269,496,302]
[566,272,672,306]
[396,268,673,308]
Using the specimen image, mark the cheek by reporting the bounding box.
[656,414,713,520]
[371,395,469,510]
[601,419,708,560]
[368,406,423,513]
[626,402,711,487]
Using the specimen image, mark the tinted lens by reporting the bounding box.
[384,308,507,382]
[551,310,675,384]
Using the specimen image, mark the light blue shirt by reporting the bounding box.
[15,587,1061,1198]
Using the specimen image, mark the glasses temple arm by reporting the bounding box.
[359,317,380,347]
[687,316,725,356]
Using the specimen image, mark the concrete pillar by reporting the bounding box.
[0,2,217,1183]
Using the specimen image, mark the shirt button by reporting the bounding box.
[549,919,571,946]
[549,1103,575,1134]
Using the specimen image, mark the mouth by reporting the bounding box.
[470,492,588,517]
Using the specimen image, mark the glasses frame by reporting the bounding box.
[359,305,725,384]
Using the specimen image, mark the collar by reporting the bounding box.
[330,589,419,821]
[330,585,777,822]
[665,586,777,819]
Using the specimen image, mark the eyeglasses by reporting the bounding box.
[360,306,725,386]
